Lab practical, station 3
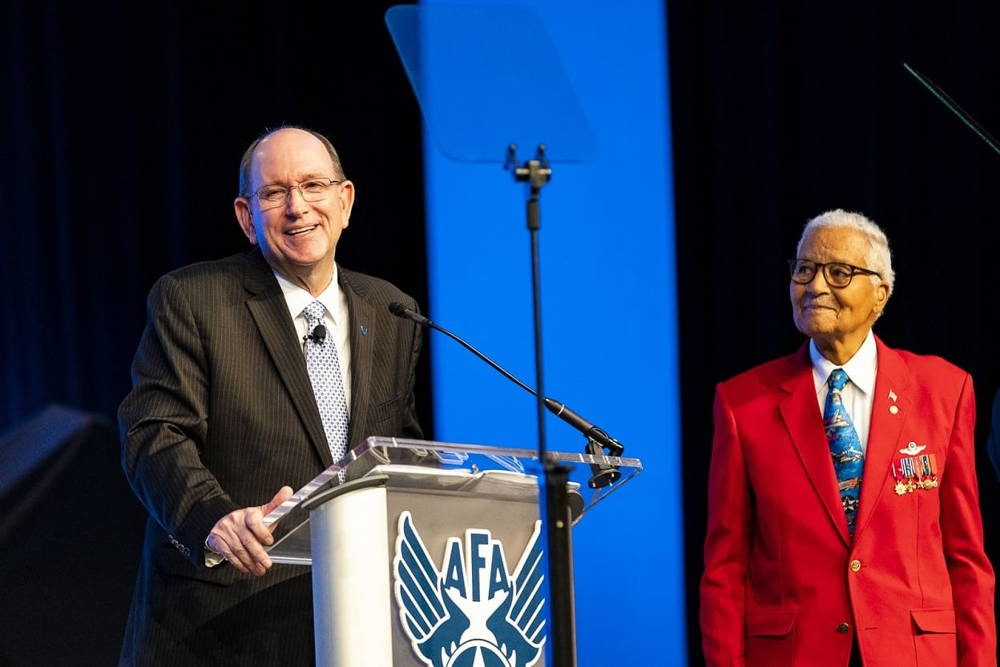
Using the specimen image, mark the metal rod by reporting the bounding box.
[904,62,1000,157]
[510,143,576,666]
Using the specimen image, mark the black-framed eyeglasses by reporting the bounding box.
[788,259,882,288]
[247,178,344,205]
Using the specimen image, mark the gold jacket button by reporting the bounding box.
[837,622,850,633]
[850,559,862,572]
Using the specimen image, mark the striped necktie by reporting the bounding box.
[823,368,864,536]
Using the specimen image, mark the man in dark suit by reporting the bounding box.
[118,127,423,664]
[700,210,994,666]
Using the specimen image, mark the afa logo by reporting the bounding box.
[392,511,547,667]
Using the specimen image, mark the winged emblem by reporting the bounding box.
[393,511,546,667]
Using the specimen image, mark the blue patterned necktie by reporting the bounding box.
[824,368,864,536]
[302,301,349,466]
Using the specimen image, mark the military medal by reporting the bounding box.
[918,453,939,489]
[892,448,938,494]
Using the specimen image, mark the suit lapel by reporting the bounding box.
[853,338,912,538]
[340,268,374,448]
[242,251,332,467]
[778,347,851,547]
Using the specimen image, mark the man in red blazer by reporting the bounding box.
[700,209,995,666]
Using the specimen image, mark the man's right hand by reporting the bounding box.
[205,486,294,576]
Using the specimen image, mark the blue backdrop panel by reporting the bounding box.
[420,1,684,663]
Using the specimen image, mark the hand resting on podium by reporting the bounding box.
[204,486,293,575]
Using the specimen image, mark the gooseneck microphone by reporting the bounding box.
[304,324,327,345]
[388,302,624,487]
[390,302,534,393]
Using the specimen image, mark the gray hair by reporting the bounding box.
[797,209,895,298]
[238,125,346,196]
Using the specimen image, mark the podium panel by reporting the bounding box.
[264,438,642,666]
[307,468,546,666]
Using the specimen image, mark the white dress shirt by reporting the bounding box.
[809,329,877,452]
[273,267,352,412]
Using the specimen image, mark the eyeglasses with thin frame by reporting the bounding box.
[246,178,344,205]
[788,259,882,288]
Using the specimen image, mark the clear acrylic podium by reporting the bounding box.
[263,436,642,667]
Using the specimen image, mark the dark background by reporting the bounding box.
[667,2,1000,663]
[3,1,1000,664]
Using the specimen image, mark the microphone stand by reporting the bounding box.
[389,140,625,664]
[904,63,1000,156]
[505,143,576,667]
[387,302,625,488]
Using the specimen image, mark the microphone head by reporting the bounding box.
[387,301,429,326]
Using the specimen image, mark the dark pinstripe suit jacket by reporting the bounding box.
[118,248,422,665]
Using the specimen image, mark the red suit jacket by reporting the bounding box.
[701,337,995,666]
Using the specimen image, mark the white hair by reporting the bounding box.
[796,209,895,298]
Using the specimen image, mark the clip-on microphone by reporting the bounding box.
[304,324,327,345]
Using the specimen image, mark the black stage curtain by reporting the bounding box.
[0,1,431,435]
[668,2,1000,663]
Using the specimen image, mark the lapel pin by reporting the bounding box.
[899,441,926,455]
[888,405,899,415]
[888,390,897,402]
[361,325,369,336]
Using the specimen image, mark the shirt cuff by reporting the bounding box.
[204,536,225,568]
